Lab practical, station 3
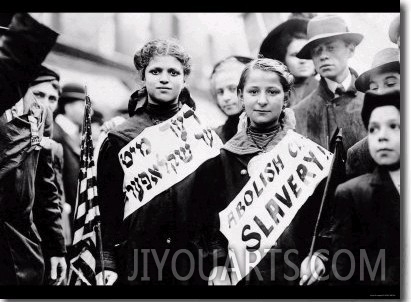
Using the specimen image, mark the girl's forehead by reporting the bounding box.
[245,69,282,84]
[148,55,183,67]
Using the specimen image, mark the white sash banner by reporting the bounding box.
[119,104,223,219]
[218,130,333,283]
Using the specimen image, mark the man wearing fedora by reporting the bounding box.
[346,47,400,179]
[53,83,86,240]
[293,15,367,153]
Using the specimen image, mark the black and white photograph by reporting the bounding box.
[0,9,405,299]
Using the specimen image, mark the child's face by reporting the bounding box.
[144,55,185,105]
[369,71,400,94]
[368,105,400,167]
[239,69,285,130]
[213,65,244,116]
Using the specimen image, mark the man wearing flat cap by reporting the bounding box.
[29,66,70,284]
[346,48,400,179]
[0,13,62,284]
[293,14,367,153]
[53,83,86,239]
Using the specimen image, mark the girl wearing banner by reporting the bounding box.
[206,58,328,286]
[96,39,212,285]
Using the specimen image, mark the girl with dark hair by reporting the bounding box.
[96,39,211,285]
[259,18,318,107]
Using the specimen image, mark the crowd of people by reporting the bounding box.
[0,12,401,292]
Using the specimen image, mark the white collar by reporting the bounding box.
[324,71,352,95]
[55,114,80,139]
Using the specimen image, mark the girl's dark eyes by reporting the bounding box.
[390,123,400,130]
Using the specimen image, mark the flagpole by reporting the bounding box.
[308,128,343,257]
[95,222,106,286]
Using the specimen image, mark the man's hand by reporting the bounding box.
[299,252,326,286]
[50,256,67,285]
[96,270,118,285]
[208,266,232,285]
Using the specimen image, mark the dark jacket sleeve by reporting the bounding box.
[193,155,229,271]
[0,13,58,115]
[329,183,354,284]
[33,108,66,256]
[96,135,127,273]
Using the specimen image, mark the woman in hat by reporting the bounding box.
[346,47,400,179]
[259,17,318,107]
[330,90,400,287]
[210,56,252,143]
[205,58,326,286]
[97,39,214,285]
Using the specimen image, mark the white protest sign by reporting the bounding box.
[118,104,223,219]
[218,130,333,283]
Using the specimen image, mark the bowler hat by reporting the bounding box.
[259,18,309,62]
[389,14,400,44]
[361,89,400,129]
[297,15,363,59]
[355,48,400,93]
[59,83,86,105]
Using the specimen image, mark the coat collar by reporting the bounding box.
[317,67,359,100]
[128,87,196,117]
[222,109,295,155]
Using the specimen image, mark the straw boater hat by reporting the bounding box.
[297,15,364,60]
[389,14,400,44]
[355,48,400,93]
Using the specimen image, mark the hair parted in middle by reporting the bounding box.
[133,39,192,80]
[237,58,295,106]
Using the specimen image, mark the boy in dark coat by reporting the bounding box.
[330,90,400,291]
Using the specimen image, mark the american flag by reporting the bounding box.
[68,92,103,285]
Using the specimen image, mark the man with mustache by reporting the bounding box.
[293,15,367,153]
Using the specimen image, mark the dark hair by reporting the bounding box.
[276,31,307,63]
[91,110,104,126]
[134,39,192,80]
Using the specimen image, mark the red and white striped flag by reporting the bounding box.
[68,91,103,285]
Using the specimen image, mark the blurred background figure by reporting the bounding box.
[259,16,318,107]
[90,109,104,147]
[210,56,252,143]
[53,83,86,245]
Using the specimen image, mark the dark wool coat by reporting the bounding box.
[288,75,319,108]
[330,167,400,289]
[0,93,64,285]
[204,124,329,286]
[0,13,58,116]
[293,69,367,153]
[346,137,377,180]
[214,112,241,144]
[97,89,214,285]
